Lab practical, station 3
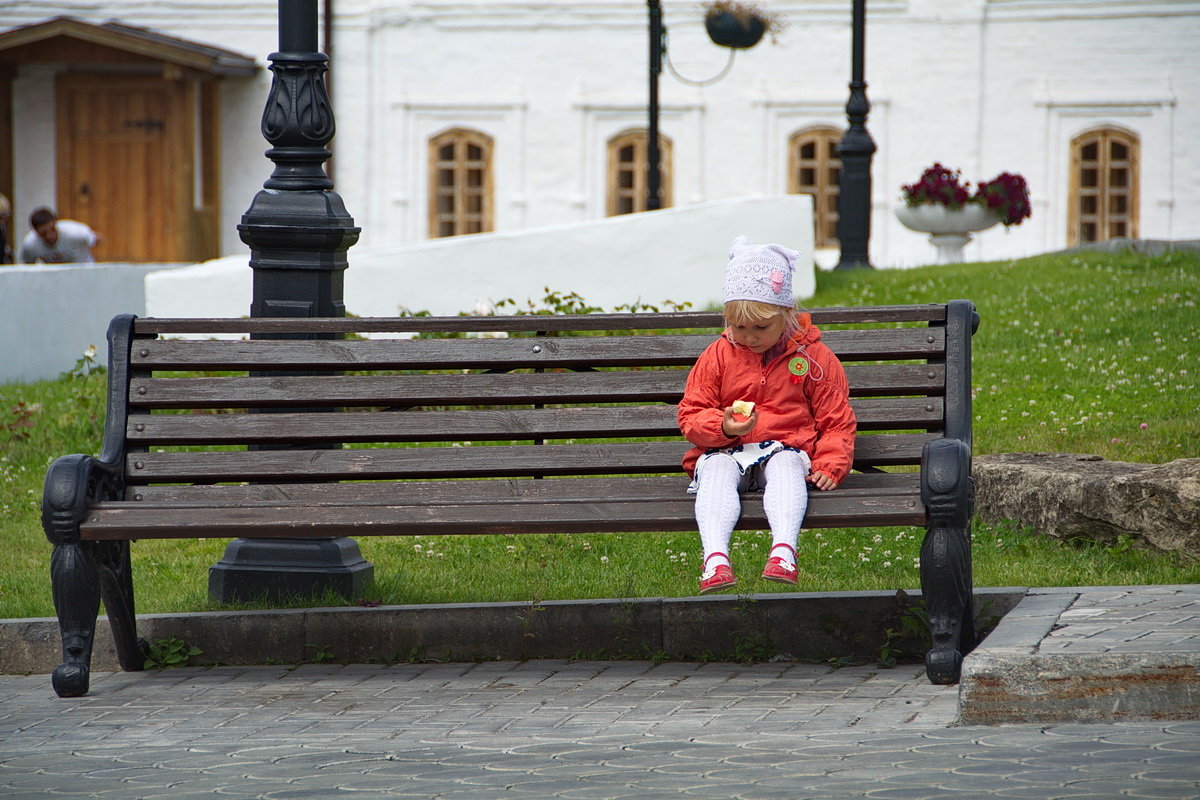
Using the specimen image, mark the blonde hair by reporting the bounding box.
[723,299,804,342]
[723,299,789,325]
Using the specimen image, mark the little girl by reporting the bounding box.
[678,235,856,593]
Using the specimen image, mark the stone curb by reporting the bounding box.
[957,585,1200,724]
[959,651,1200,724]
[1,587,1025,676]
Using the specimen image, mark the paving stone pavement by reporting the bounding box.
[2,658,1199,800]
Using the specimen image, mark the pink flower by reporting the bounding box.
[769,270,785,294]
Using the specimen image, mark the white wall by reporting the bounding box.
[0,263,189,384]
[2,0,1198,270]
[146,195,815,318]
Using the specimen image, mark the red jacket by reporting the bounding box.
[677,321,857,485]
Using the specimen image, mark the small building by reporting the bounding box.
[1,1,1196,268]
[0,16,258,263]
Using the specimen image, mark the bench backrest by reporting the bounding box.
[99,303,976,503]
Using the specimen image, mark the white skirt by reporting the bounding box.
[687,441,811,494]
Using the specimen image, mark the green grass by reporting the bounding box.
[1,249,1197,619]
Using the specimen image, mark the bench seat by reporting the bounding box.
[82,473,926,539]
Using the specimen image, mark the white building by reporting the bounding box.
[1,0,1197,269]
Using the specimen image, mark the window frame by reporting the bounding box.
[427,127,495,238]
[1068,127,1139,246]
[606,129,673,216]
[787,126,843,249]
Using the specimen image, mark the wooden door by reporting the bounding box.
[57,76,192,262]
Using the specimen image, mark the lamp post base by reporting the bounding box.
[208,538,374,603]
[834,253,873,270]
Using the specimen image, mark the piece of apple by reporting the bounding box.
[731,400,755,417]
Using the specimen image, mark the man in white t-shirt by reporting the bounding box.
[19,207,102,264]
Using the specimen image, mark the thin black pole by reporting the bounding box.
[835,0,876,270]
[278,0,317,51]
[646,0,664,211]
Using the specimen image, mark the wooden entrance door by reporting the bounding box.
[56,75,191,262]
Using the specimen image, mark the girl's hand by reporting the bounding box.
[807,470,837,491]
[721,406,757,438]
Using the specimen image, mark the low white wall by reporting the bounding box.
[0,263,189,384]
[1,197,810,384]
[147,196,815,319]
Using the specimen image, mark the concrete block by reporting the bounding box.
[518,598,664,660]
[141,609,308,667]
[0,618,64,674]
[958,652,1200,724]
[661,590,915,663]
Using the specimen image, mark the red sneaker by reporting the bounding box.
[762,556,798,585]
[699,564,737,594]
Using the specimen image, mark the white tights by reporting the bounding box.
[694,450,810,572]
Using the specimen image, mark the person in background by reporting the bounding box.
[18,207,102,264]
[0,194,11,263]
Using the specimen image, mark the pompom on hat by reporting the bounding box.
[722,235,800,308]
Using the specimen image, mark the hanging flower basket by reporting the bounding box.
[703,2,784,49]
[705,12,766,48]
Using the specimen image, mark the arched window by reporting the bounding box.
[788,127,843,248]
[428,128,494,238]
[606,129,673,216]
[1069,127,1139,246]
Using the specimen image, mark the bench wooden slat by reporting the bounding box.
[132,328,945,371]
[131,305,948,336]
[127,364,947,409]
[126,398,945,445]
[80,493,926,540]
[124,434,936,483]
[129,405,679,444]
[126,471,922,505]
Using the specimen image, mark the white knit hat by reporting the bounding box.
[722,235,800,308]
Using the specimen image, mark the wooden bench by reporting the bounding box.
[43,302,979,697]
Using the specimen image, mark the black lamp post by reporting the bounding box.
[208,0,373,603]
[646,2,766,213]
[835,0,876,270]
[647,0,665,211]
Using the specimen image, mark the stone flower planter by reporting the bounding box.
[895,203,1001,264]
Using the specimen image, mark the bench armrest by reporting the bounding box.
[920,437,972,529]
[42,455,124,545]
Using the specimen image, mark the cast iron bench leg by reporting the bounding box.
[919,437,975,684]
[50,542,101,698]
[920,524,975,684]
[50,541,146,697]
[96,540,147,673]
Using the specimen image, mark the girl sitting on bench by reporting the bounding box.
[678,236,857,594]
